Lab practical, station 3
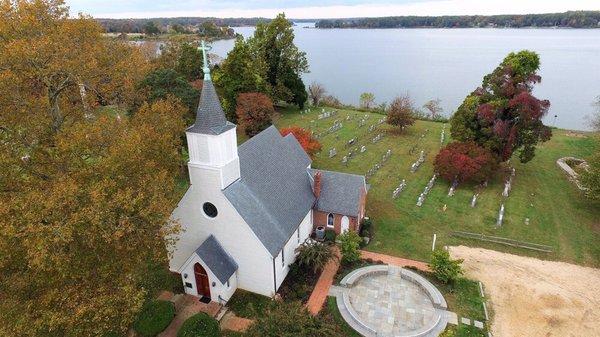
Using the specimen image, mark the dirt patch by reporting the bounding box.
[449,246,600,337]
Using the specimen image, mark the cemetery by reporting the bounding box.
[274,106,600,267]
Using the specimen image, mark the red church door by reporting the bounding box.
[194,263,211,299]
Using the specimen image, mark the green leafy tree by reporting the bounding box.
[155,41,203,81]
[284,71,308,109]
[295,241,336,273]
[214,36,268,121]
[144,20,161,35]
[450,50,552,163]
[338,230,362,265]
[246,301,337,337]
[429,249,464,284]
[360,92,375,109]
[138,68,200,123]
[249,13,308,106]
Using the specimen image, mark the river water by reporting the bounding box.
[211,24,600,131]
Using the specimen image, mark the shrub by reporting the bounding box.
[133,300,175,337]
[324,229,336,242]
[429,249,464,284]
[245,301,337,337]
[236,92,275,137]
[280,126,322,158]
[359,218,372,237]
[295,241,336,273]
[338,231,362,265]
[177,313,219,337]
[434,141,498,183]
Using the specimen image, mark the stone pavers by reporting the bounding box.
[348,271,437,335]
[306,247,341,315]
[332,265,449,336]
[220,311,254,332]
[360,250,430,272]
[444,311,458,325]
[158,294,221,337]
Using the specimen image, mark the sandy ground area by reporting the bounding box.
[449,246,600,337]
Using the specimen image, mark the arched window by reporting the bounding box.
[202,202,218,218]
[327,213,334,228]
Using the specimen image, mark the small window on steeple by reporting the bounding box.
[202,202,218,218]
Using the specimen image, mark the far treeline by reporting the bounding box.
[315,11,600,29]
[98,17,268,33]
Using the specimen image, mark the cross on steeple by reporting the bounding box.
[200,40,212,81]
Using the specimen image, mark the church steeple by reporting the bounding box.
[185,40,240,189]
[187,40,235,135]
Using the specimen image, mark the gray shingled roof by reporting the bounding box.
[223,126,315,257]
[187,80,235,135]
[195,235,238,284]
[309,169,366,217]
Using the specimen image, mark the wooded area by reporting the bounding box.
[315,11,600,29]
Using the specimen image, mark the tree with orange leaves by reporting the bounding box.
[280,126,322,158]
[236,92,275,137]
[0,1,185,336]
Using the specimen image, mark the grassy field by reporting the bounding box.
[272,107,600,267]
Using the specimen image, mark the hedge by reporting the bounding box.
[177,313,220,337]
[133,300,175,337]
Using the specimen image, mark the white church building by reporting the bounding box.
[168,46,367,303]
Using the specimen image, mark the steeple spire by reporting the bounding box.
[200,40,211,81]
[187,40,235,135]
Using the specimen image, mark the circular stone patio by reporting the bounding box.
[332,265,449,337]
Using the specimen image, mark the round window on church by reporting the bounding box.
[202,202,218,218]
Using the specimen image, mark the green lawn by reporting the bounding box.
[273,107,600,267]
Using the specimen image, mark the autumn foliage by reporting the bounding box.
[386,94,416,131]
[236,92,275,137]
[434,142,498,183]
[450,50,552,163]
[280,126,322,158]
[0,1,185,336]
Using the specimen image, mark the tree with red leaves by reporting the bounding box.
[280,126,322,158]
[434,142,498,183]
[450,50,552,163]
[236,92,275,137]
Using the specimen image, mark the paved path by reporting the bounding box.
[158,294,221,337]
[306,247,341,315]
[360,250,430,272]
[220,312,254,333]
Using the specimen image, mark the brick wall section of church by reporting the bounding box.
[312,187,367,235]
[312,211,358,234]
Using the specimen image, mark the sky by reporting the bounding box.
[66,0,600,19]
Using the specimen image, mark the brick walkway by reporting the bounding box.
[158,294,221,337]
[306,247,341,315]
[360,250,430,272]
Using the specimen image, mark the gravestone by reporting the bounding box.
[448,180,458,196]
[342,156,347,164]
[470,194,478,207]
[417,193,425,207]
[497,204,505,227]
[360,145,366,153]
[328,148,337,158]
